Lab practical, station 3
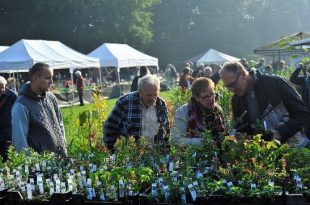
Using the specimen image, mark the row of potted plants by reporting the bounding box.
[0,132,309,205]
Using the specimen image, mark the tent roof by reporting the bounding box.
[88,43,158,68]
[254,32,310,53]
[0,39,100,71]
[185,48,240,65]
[288,37,310,46]
[0,46,9,53]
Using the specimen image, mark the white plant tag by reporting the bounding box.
[61,182,66,193]
[151,183,157,197]
[27,183,32,200]
[251,183,256,190]
[169,162,174,172]
[25,165,29,174]
[188,184,197,202]
[29,178,35,191]
[119,180,125,198]
[227,181,233,188]
[180,187,187,205]
[49,182,55,195]
[35,163,40,171]
[55,180,61,193]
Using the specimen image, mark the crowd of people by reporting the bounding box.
[0,58,310,161]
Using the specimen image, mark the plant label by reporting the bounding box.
[188,184,197,202]
[251,183,256,190]
[169,162,174,172]
[26,183,32,200]
[268,181,274,186]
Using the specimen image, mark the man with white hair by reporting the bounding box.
[75,70,84,106]
[104,74,170,152]
[0,76,17,161]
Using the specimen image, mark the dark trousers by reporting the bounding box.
[0,141,12,162]
[78,93,84,106]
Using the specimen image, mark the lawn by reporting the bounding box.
[61,90,175,116]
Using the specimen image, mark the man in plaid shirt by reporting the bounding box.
[104,75,170,152]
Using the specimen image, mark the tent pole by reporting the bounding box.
[16,70,19,92]
[13,71,17,92]
[117,67,121,97]
[99,67,102,86]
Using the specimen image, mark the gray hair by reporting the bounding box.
[138,74,160,92]
[0,76,7,85]
[75,71,82,77]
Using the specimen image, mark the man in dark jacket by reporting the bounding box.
[0,76,17,161]
[290,63,310,107]
[131,66,149,92]
[12,63,67,156]
[220,62,310,147]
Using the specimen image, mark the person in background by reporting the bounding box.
[12,63,67,156]
[179,67,195,91]
[255,58,265,74]
[264,65,273,75]
[240,58,249,70]
[75,71,84,106]
[290,63,310,108]
[131,66,149,92]
[165,64,177,90]
[203,67,212,78]
[192,64,204,78]
[220,61,310,147]
[172,77,225,145]
[104,74,170,152]
[209,64,222,85]
[0,76,17,161]
[278,60,288,73]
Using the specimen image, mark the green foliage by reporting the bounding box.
[170,87,191,110]
[62,92,108,156]
[216,81,233,129]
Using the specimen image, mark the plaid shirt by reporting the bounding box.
[104,92,170,150]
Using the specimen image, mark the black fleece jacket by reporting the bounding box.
[232,71,310,142]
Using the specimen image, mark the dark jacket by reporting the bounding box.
[290,67,310,107]
[0,88,17,141]
[131,76,140,92]
[232,71,310,142]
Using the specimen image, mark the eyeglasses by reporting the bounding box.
[224,72,241,88]
[199,92,215,100]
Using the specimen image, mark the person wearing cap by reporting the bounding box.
[75,70,84,106]
[0,76,17,161]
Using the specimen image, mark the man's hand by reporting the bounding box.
[270,129,281,141]
[297,63,304,70]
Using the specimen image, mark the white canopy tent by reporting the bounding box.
[185,48,240,66]
[88,43,158,83]
[288,38,310,46]
[0,46,9,53]
[0,39,100,93]
[0,39,100,70]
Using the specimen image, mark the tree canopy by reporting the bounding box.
[0,0,309,68]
